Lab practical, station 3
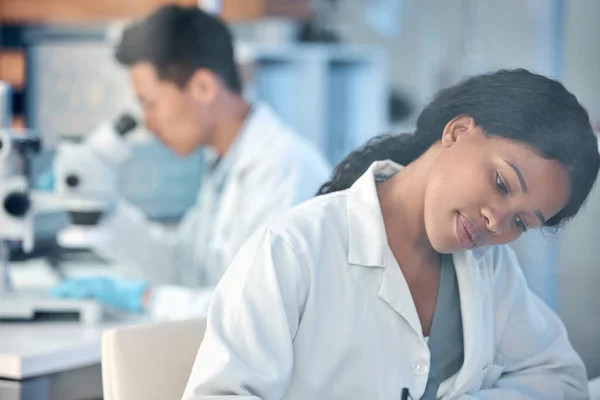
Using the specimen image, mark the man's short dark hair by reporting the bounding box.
[116,5,242,93]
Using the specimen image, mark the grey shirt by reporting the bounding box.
[420,255,465,399]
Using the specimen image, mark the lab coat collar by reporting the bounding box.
[204,132,244,190]
[228,103,281,175]
[203,103,276,188]
[346,160,403,269]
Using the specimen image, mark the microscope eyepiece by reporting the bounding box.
[114,114,138,136]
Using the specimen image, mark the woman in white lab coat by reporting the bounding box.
[183,69,600,399]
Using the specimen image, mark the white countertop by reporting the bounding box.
[0,255,149,380]
[0,320,139,379]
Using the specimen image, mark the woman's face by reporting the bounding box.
[423,116,571,254]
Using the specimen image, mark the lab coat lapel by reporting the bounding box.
[378,252,424,338]
[346,160,424,338]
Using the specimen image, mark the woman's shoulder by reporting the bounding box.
[265,191,352,253]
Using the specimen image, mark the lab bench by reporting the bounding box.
[0,256,148,400]
[0,320,139,400]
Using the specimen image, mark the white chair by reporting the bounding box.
[590,376,600,400]
[102,318,206,400]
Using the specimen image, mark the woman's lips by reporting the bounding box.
[456,213,479,249]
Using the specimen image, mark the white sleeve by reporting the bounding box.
[182,227,309,400]
[92,199,187,285]
[458,246,589,400]
[148,285,214,322]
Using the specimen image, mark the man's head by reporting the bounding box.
[116,5,242,156]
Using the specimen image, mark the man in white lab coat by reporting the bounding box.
[52,5,331,320]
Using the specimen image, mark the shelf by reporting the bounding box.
[0,0,309,24]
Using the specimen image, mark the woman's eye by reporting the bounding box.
[495,172,508,196]
[515,215,527,232]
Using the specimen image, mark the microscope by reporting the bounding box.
[0,81,103,323]
[53,113,138,249]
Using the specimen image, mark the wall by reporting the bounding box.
[559,0,600,379]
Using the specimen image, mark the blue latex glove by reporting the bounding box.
[36,166,55,191]
[52,276,149,313]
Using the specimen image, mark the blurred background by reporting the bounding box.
[1,0,599,380]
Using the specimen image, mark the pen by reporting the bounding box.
[401,388,412,400]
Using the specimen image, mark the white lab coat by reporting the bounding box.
[93,104,331,321]
[183,160,588,400]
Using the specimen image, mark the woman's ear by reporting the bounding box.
[441,115,477,147]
